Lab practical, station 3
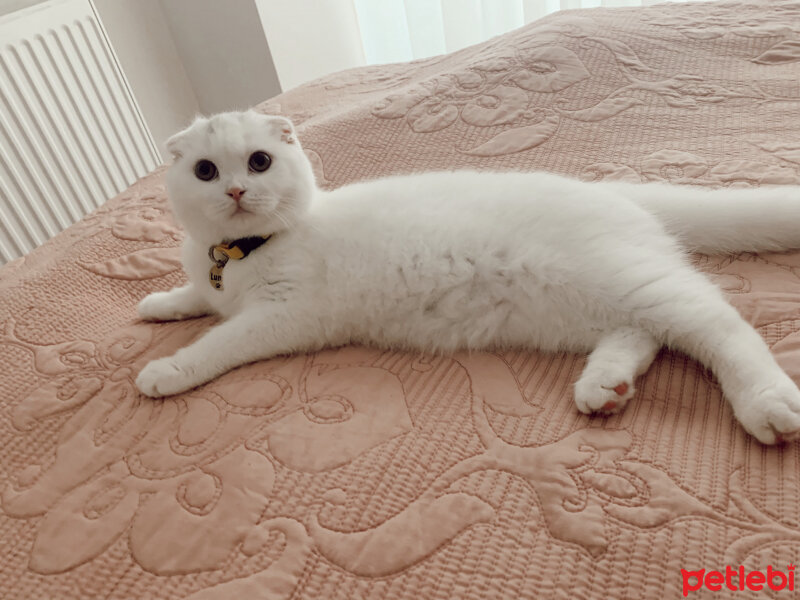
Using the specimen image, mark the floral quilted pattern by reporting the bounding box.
[3,1,800,598]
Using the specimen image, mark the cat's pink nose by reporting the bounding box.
[226,187,246,202]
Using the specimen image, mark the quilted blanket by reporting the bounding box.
[3,1,800,598]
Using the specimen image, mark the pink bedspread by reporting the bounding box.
[3,1,800,598]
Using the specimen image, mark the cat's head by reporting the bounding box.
[165,111,315,243]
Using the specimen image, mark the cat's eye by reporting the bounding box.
[248,151,271,173]
[194,159,218,181]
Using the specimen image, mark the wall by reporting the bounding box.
[0,0,48,16]
[93,0,199,154]
[160,0,282,115]
[255,0,365,92]
[92,0,365,151]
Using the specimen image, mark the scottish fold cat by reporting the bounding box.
[136,110,800,444]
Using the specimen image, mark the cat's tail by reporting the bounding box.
[616,182,800,254]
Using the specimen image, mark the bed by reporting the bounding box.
[3,0,800,597]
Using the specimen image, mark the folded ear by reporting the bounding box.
[165,130,187,160]
[254,112,297,145]
[166,114,207,160]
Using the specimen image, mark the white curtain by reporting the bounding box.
[352,0,711,65]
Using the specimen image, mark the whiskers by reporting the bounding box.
[199,192,299,235]
[240,196,275,215]
[245,194,296,231]
[206,199,237,220]
[271,206,293,231]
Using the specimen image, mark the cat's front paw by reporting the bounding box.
[138,292,179,321]
[733,378,800,444]
[136,357,198,397]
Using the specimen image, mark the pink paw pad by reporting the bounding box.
[602,400,617,411]
[614,382,629,396]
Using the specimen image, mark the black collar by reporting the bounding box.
[208,235,272,263]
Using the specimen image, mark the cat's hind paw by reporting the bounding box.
[574,369,635,415]
[136,357,198,397]
[733,379,800,445]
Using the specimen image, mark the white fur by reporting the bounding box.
[136,111,800,444]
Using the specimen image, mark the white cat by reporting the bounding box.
[136,110,800,445]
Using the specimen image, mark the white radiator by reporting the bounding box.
[0,0,161,264]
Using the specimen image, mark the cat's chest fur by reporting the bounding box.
[182,237,298,318]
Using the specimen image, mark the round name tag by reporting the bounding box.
[210,245,244,262]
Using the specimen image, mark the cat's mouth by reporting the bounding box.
[231,205,252,216]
